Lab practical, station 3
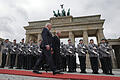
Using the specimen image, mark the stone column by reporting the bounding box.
[25,34,30,43]
[69,31,75,44]
[37,33,42,43]
[97,29,105,44]
[83,30,88,45]
[110,46,117,68]
[29,35,33,41]
[83,30,90,68]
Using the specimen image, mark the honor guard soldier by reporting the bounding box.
[0,39,10,68]
[32,43,40,69]
[35,41,42,62]
[99,39,114,75]
[27,40,34,70]
[76,39,87,73]
[9,39,19,69]
[66,39,76,72]
[88,39,99,74]
[22,43,28,69]
[16,38,26,69]
[60,43,67,71]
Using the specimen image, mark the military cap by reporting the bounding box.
[68,39,71,41]
[79,39,83,41]
[90,39,94,41]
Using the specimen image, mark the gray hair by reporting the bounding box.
[45,23,52,27]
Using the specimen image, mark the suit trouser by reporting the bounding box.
[34,49,56,72]
[90,57,99,73]
[78,56,86,72]
[9,54,16,68]
[52,51,62,70]
[1,54,7,67]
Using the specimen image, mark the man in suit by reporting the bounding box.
[52,31,61,70]
[33,23,62,75]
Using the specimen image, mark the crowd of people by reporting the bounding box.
[0,23,114,75]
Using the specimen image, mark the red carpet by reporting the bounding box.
[0,69,120,80]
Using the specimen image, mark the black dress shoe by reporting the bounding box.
[80,71,87,73]
[92,72,99,74]
[0,66,4,68]
[53,70,64,75]
[9,67,13,69]
[15,67,21,69]
[109,73,114,75]
[33,70,42,74]
[67,71,73,73]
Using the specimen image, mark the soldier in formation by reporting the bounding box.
[0,39,10,68]
[99,39,113,75]
[88,39,99,74]
[66,39,76,72]
[76,39,87,73]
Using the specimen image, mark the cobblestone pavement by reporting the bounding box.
[0,68,120,80]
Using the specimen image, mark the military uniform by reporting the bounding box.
[66,43,76,72]
[22,44,28,69]
[60,44,67,71]
[26,43,34,70]
[99,42,113,74]
[88,43,99,74]
[76,43,87,73]
[16,42,26,69]
[0,41,10,68]
[9,42,19,69]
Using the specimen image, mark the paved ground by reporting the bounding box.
[0,67,120,80]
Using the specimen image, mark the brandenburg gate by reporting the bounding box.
[24,15,105,44]
[24,15,108,68]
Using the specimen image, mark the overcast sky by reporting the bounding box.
[0,0,120,43]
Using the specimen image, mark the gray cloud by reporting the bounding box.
[0,0,120,42]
